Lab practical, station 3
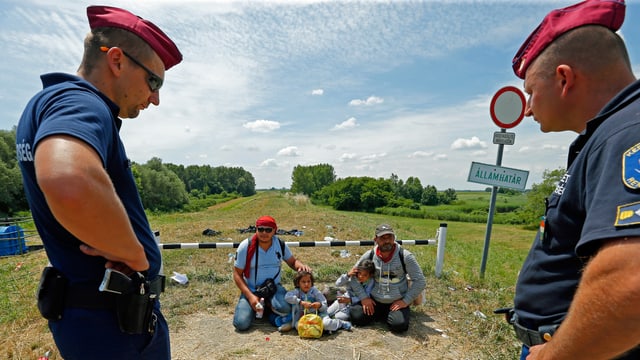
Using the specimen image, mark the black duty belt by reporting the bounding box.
[511,313,559,347]
[65,275,165,310]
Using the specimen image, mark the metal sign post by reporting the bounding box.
[477,86,526,279]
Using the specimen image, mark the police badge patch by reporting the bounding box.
[622,143,640,189]
[615,202,640,227]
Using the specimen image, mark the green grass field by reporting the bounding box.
[377,190,530,226]
[0,190,535,359]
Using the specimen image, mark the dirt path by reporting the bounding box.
[170,311,466,360]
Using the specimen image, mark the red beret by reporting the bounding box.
[87,5,182,70]
[256,215,277,230]
[512,0,625,79]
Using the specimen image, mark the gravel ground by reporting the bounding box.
[170,310,467,360]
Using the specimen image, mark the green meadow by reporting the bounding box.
[1,190,534,358]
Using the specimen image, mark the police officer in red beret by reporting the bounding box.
[16,6,182,359]
[509,1,640,359]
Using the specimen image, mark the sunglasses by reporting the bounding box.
[257,227,273,233]
[100,46,164,92]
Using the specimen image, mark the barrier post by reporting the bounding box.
[154,230,164,276]
[435,223,447,278]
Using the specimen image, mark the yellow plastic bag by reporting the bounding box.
[297,309,323,339]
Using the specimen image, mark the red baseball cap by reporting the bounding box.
[87,5,182,70]
[512,0,625,79]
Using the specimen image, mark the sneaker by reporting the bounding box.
[275,314,292,327]
[342,321,352,331]
[278,323,293,332]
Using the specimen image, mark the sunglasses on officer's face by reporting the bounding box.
[100,46,164,92]
[257,227,273,233]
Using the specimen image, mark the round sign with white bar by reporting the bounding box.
[490,86,525,129]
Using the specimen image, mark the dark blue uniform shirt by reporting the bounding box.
[514,79,640,330]
[16,73,161,286]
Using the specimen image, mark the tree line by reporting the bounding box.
[1,127,563,229]
[290,163,565,228]
[0,128,255,216]
[291,164,458,212]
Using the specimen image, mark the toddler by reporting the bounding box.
[327,260,375,321]
[279,271,352,333]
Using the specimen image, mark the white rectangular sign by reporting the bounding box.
[493,131,515,145]
[467,161,529,190]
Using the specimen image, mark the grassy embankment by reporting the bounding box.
[0,190,534,359]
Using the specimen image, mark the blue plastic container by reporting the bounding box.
[0,225,27,256]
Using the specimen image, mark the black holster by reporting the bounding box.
[37,266,68,321]
[115,274,158,335]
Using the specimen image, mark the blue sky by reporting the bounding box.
[1,0,639,190]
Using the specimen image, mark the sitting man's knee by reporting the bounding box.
[349,305,368,325]
[387,311,409,332]
[233,317,252,331]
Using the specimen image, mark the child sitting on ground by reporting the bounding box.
[327,260,375,321]
[278,271,352,333]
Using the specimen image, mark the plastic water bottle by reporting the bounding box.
[255,298,265,318]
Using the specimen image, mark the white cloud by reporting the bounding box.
[450,136,488,150]
[360,153,387,163]
[542,144,562,150]
[332,117,359,131]
[243,120,281,133]
[277,146,300,157]
[355,164,374,171]
[349,96,384,106]
[1,1,630,191]
[259,158,279,168]
[340,153,357,162]
[408,151,433,158]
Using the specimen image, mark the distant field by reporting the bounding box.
[379,190,529,225]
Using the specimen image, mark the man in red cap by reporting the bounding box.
[16,5,181,359]
[506,1,640,359]
[233,215,312,331]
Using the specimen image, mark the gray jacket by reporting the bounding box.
[351,245,426,305]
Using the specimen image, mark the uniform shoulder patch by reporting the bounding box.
[622,143,640,189]
[615,202,640,227]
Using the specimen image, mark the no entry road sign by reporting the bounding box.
[490,86,526,129]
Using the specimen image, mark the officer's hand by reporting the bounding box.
[79,244,149,272]
[104,261,135,275]
[526,343,546,359]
